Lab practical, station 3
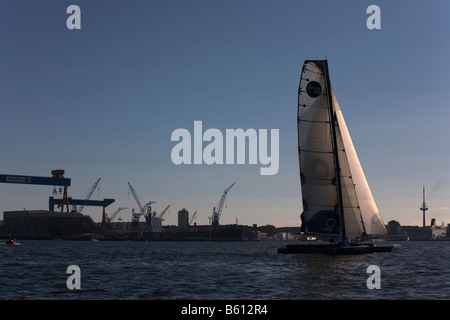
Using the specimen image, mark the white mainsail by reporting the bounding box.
[298,60,387,239]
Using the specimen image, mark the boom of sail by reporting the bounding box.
[297,60,387,239]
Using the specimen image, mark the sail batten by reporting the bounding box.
[299,150,333,154]
[298,60,387,239]
[298,119,331,124]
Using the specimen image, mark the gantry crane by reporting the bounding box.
[0,170,71,212]
[49,196,115,230]
[49,197,115,212]
[211,182,236,227]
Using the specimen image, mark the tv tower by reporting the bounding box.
[420,184,428,227]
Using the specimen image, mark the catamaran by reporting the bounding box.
[278,60,394,255]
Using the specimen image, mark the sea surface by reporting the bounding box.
[0,240,449,300]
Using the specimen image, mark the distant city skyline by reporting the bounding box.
[1,0,449,228]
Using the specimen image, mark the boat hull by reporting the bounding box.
[277,243,394,255]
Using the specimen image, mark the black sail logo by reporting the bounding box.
[306,81,322,98]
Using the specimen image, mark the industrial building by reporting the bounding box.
[3,210,95,240]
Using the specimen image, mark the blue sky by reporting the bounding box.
[1,0,449,227]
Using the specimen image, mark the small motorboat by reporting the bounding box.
[5,237,20,245]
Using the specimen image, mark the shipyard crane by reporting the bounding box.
[157,205,170,219]
[106,207,128,223]
[127,182,155,220]
[143,200,156,217]
[128,181,145,219]
[189,210,197,226]
[131,208,141,224]
[0,169,71,212]
[211,182,236,227]
[74,178,101,213]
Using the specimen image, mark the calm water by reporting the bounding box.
[0,240,449,300]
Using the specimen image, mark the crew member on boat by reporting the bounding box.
[344,237,350,246]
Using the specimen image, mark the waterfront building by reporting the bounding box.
[178,208,189,228]
[3,210,94,239]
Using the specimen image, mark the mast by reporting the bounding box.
[323,60,346,239]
